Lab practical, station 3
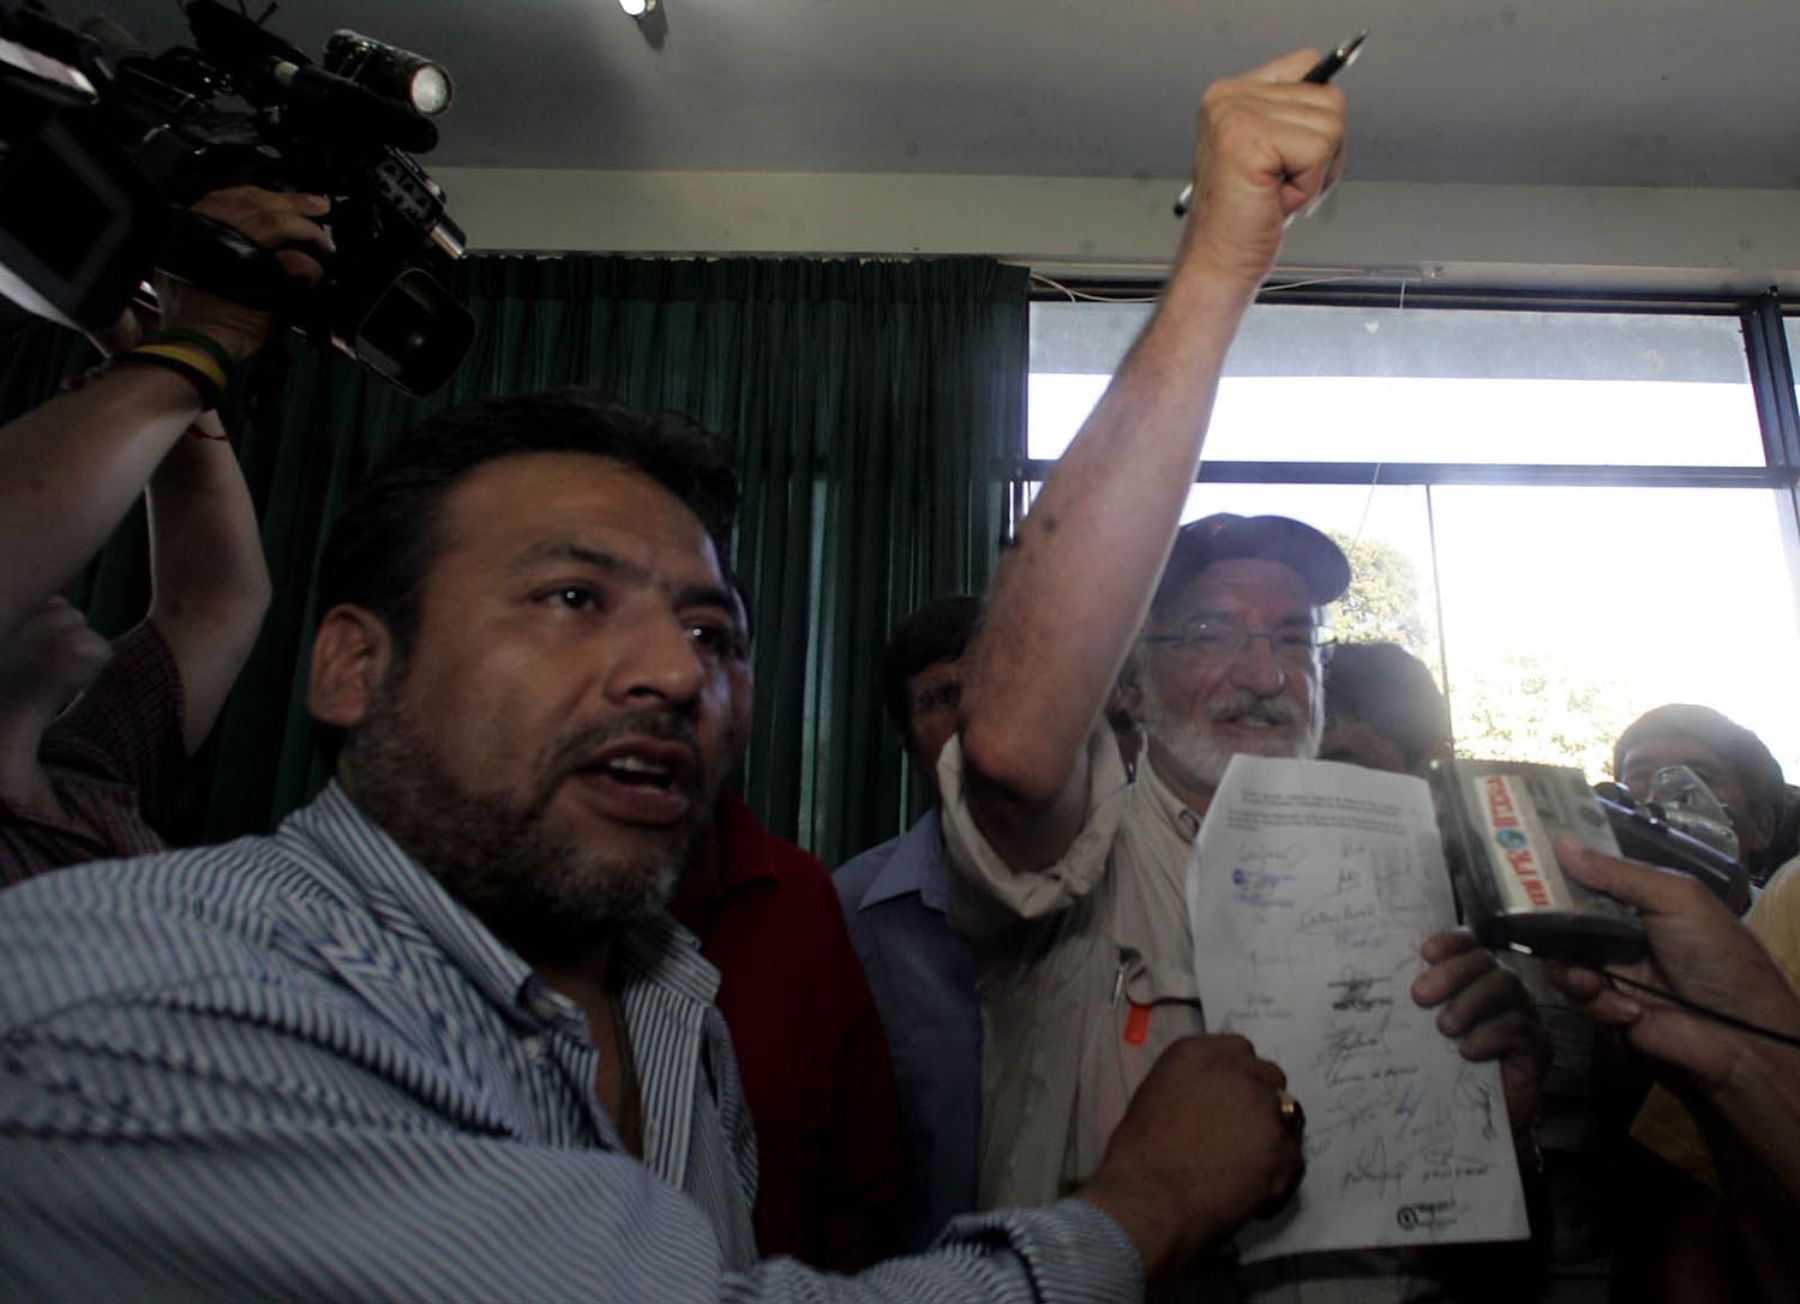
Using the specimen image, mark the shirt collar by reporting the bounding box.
[1138,751,1206,842]
[618,911,720,1007]
[285,782,717,1020]
[858,807,949,912]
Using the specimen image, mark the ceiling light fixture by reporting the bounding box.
[619,0,657,15]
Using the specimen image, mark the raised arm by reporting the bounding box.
[143,410,272,754]
[958,52,1347,871]
[0,363,211,643]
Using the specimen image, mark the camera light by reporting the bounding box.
[407,64,452,117]
[619,0,657,15]
[324,29,454,118]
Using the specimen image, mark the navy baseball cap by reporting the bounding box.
[1152,513,1352,609]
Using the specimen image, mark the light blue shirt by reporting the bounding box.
[0,782,1140,1302]
[836,809,983,1252]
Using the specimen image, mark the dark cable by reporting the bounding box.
[1601,969,1800,1051]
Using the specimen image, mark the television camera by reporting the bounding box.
[0,0,473,394]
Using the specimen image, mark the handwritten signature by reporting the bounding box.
[1312,1012,1393,1087]
[1327,974,1394,1013]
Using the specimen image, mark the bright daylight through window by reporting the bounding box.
[1028,298,1800,782]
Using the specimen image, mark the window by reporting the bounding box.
[1026,292,1800,781]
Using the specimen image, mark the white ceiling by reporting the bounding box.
[84,0,1800,188]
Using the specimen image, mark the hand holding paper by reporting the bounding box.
[1187,756,1532,1262]
[1412,928,1551,1144]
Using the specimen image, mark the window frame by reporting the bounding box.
[1020,280,1800,491]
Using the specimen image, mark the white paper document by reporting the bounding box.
[1187,756,1530,1263]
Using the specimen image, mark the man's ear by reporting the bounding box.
[307,605,396,731]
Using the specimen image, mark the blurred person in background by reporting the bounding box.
[835,594,984,1251]
[1318,641,1452,780]
[1614,704,1792,888]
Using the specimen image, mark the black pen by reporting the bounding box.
[1172,30,1368,218]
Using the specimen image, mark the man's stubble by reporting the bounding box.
[342,675,716,967]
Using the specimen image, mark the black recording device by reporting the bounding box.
[0,0,473,394]
[1433,758,1745,967]
[1591,779,1744,900]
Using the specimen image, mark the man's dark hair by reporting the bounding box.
[1613,704,1786,816]
[318,388,740,666]
[879,595,982,751]
[1324,642,1452,770]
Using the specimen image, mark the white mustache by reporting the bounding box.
[1206,693,1304,730]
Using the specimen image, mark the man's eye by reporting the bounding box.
[1188,626,1234,648]
[1278,632,1316,650]
[548,587,600,611]
[687,624,738,657]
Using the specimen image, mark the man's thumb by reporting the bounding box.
[1556,835,1679,916]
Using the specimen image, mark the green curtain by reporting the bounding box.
[0,254,1026,868]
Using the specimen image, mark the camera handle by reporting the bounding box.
[155,206,309,315]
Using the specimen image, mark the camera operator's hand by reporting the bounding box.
[1547,837,1800,1094]
[1177,49,1347,293]
[1077,1035,1304,1282]
[156,186,333,363]
[1413,928,1552,1139]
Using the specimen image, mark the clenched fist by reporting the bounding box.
[1079,1034,1304,1281]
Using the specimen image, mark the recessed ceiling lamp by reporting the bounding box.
[619,0,657,15]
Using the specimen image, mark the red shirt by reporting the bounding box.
[674,793,907,1269]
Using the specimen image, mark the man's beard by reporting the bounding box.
[343,680,711,967]
[1139,674,1323,792]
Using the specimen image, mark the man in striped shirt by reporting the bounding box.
[0,385,1306,1299]
[0,49,1341,1300]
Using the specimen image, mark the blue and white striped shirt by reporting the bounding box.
[0,782,1142,1302]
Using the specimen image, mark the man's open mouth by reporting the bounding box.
[1215,710,1295,732]
[569,739,700,824]
[591,752,677,789]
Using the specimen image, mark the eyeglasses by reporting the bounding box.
[1140,618,1336,664]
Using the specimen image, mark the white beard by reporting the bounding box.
[1138,672,1323,791]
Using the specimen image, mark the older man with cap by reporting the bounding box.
[941,64,1551,1283]
[946,504,1552,1294]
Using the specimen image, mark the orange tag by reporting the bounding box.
[1123,1002,1152,1046]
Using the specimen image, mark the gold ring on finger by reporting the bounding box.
[1277,1089,1305,1134]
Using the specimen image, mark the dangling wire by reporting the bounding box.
[1344,277,1410,552]
[1602,970,1800,1050]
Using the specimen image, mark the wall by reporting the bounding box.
[434,168,1800,295]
